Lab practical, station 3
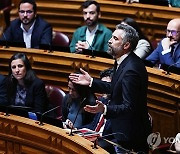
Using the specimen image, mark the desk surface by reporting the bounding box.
[0,112,108,154]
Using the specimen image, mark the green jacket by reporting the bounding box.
[70,24,112,53]
[169,0,180,7]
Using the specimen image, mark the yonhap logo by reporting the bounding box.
[147,132,161,149]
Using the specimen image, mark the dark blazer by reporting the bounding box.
[62,93,96,128]
[146,40,180,68]
[1,16,52,49]
[0,75,7,105]
[91,52,151,151]
[8,77,48,113]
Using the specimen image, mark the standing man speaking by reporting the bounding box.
[70,24,151,153]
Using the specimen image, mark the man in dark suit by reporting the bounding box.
[69,24,151,153]
[0,0,52,49]
[0,74,7,105]
[146,18,180,68]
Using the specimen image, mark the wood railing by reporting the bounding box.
[10,0,180,42]
[0,47,179,142]
[0,113,108,153]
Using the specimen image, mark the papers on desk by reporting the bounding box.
[65,128,100,141]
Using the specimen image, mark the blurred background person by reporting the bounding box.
[121,17,152,59]
[146,18,180,68]
[70,0,112,53]
[62,75,96,129]
[0,0,52,49]
[6,53,48,113]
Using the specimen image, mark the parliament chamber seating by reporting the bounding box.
[9,0,180,43]
[0,0,13,36]
[52,31,70,47]
[1,0,180,152]
[0,47,179,148]
[45,85,66,120]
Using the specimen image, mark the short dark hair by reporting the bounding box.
[81,0,100,13]
[100,68,113,79]
[116,24,139,52]
[18,0,37,12]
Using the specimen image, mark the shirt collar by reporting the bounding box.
[116,52,130,67]
[20,20,36,33]
[86,24,99,35]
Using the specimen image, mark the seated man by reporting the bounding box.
[146,18,180,68]
[69,0,112,53]
[0,0,52,49]
[0,74,7,105]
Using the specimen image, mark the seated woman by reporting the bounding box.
[121,17,153,59]
[6,53,48,113]
[62,75,96,129]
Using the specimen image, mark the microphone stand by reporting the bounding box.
[92,132,134,153]
[2,33,9,48]
[69,97,86,136]
[165,62,180,75]
[39,106,60,126]
[86,40,95,58]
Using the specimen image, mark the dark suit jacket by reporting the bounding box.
[0,75,7,105]
[91,52,151,150]
[8,77,48,113]
[146,40,180,68]
[1,16,52,48]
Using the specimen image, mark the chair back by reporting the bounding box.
[52,31,70,47]
[45,85,66,120]
[0,0,11,9]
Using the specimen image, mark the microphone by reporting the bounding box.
[2,32,9,48]
[39,105,60,126]
[165,62,180,75]
[92,132,128,150]
[69,97,87,136]
[47,42,53,53]
[86,40,95,58]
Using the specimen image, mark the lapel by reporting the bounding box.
[111,53,134,94]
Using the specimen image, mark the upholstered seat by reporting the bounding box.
[52,31,70,47]
[45,85,66,120]
[0,0,13,30]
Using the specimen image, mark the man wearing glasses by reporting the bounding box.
[0,0,52,49]
[146,18,180,68]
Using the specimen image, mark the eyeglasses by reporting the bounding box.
[166,29,180,36]
[19,10,34,15]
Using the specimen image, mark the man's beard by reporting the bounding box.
[107,45,123,58]
[85,18,98,27]
[21,17,35,25]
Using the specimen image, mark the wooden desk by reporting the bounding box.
[0,46,114,91]
[0,113,108,153]
[0,47,179,143]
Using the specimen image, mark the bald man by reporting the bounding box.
[146,18,180,68]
